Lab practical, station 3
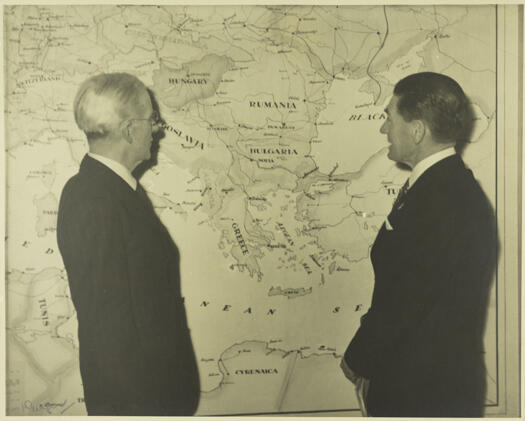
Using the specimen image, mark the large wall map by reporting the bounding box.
[5,5,497,415]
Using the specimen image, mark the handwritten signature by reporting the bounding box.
[23,399,69,414]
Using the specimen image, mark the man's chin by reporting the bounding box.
[135,153,151,167]
[387,150,405,166]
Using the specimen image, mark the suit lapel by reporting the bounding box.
[387,155,463,229]
[79,155,163,230]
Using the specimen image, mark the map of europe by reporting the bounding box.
[5,5,497,415]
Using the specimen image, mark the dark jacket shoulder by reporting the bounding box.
[406,154,490,221]
[61,155,134,202]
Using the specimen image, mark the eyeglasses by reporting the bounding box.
[129,110,162,128]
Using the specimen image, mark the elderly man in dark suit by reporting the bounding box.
[57,73,200,415]
[341,72,497,417]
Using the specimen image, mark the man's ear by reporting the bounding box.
[411,120,426,144]
[120,119,134,144]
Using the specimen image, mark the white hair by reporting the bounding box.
[73,73,148,141]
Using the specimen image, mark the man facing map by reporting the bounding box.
[340,72,497,417]
[57,73,200,415]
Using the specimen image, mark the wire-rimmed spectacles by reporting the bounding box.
[129,110,162,128]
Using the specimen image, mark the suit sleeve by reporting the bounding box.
[344,194,495,379]
[60,196,174,394]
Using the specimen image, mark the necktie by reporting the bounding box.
[392,179,409,211]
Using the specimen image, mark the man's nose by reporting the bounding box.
[379,121,388,134]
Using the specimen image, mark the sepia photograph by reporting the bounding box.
[2,2,522,417]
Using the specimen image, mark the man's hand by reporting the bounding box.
[341,358,370,416]
[355,376,371,416]
[355,376,371,402]
[340,358,360,384]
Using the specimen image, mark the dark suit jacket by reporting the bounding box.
[344,154,497,417]
[57,155,200,415]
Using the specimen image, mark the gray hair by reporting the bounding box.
[73,73,148,141]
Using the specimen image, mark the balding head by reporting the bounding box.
[73,73,150,142]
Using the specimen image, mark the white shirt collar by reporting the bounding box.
[408,147,456,188]
[88,153,137,191]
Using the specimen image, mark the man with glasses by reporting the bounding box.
[57,73,200,415]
